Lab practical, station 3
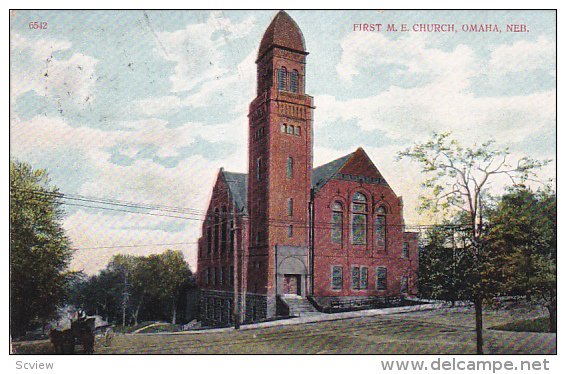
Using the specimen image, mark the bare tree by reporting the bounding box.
[398,132,549,354]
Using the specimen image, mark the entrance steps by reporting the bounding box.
[280,295,320,317]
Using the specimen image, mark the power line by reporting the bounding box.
[11,187,473,231]
[75,241,198,250]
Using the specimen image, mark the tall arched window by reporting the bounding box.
[221,206,227,254]
[229,219,234,253]
[213,208,220,255]
[206,225,212,256]
[278,67,287,91]
[287,198,293,216]
[351,192,368,245]
[286,156,293,178]
[290,70,299,93]
[331,201,343,244]
[376,206,386,248]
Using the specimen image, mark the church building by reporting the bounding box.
[196,11,418,326]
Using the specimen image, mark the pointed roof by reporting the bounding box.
[312,151,355,191]
[312,147,389,192]
[257,10,307,61]
[221,170,248,213]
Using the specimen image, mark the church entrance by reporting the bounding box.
[282,274,301,295]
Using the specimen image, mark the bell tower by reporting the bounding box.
[247,10,314,318]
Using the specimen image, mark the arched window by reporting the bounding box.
[278,67,287,91]
[331,201,343,244]
[213,208,220,255]
[287,157,293,178]
[221,206,227,254]
[288,157,294,174]
[287,198,293,216]
[376,206,386,248]
[206,226,212,256]
[280,123,287,133]
[290,70,299,93]
[287,124,294,134]
[229,219,234,253]
[294,126,301,136]
[351,192,367,245]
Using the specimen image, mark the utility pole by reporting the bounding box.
[121,270,129,330]
[232,209,241,330]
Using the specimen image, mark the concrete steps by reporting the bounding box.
[280,295,320,317]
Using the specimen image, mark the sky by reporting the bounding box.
[9,10,556,275]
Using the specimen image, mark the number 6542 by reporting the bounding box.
[29,21,48,29]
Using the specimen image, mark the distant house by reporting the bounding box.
[196,11,418,326]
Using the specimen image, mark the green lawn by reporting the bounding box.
[12,304,556,354]
[490,317,554,333]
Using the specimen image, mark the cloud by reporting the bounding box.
[10,115,119,156]
[10,34,98,105]
[155,12,255,93]
[336,32,479,90]
[489,36,555,74]
[65,209,201,274]
[322,31,556,148]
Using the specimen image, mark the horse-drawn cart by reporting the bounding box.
[49,316,95,354]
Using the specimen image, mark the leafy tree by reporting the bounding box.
[72,250,193,326]
[398,132,549,354]
[419,222,475,305]
[158,250,193,324]
[486,186,556,332]
[10,160,74,337]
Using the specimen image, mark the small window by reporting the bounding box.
[287,198,293,216]
[360,267,368,289]
[400,276,409,294]
[256,157,262,181]
[352,267,360,290]
[376,267,387,290]
[281,124,287,133]
[287,125,294,134]
[294,126,301,136]
[287,157,293,178]
[402,242,409,258]
[290,70,299,93]
[288,225,293,238]
[278,67,287,91]
[331,266,343,290]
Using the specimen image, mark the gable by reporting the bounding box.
[338,148,384,180]
[312,148,389,193]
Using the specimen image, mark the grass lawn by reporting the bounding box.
[490,317,554,333]
[12,304,556,354]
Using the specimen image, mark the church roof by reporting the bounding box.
[220,148,386,214]
[257,10,307,61]
[221,170,248,214]
[312,147,389,192]
[312,151,355,192]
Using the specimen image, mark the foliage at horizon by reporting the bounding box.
[10,159,76,337]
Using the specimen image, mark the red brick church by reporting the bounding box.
[196,11,418,326]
